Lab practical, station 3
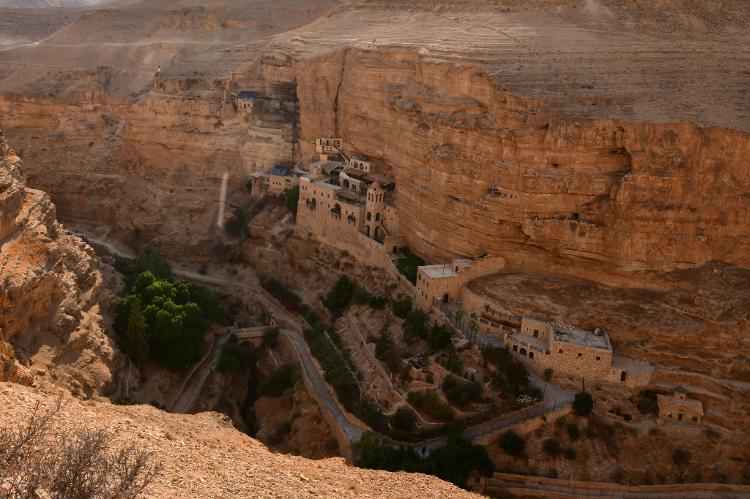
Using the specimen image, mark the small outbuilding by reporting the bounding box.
[657,387,704,424]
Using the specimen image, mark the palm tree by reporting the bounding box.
[468,320,479,343]
[454,309,464,327]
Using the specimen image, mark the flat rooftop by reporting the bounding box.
[551,324,610,351]
[420,264,457,279]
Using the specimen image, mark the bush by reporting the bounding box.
[391,407,417,432]
[427,324,453,352]
[403,308,428,341]
[573,392,594,416]
[442,375,483,407]
[395,248,425,284]
[543,438,562,457]
[134,246,172,280]
[375,330,401,374]
[482,346,530,397]
[217,336,250,374]
[284,185,300,214]
[355,434,493,490]
[263,327,280,348]
[407,390,455,422]
[563,447,577,460]
[566,423,580,441]
[498,430,525,457]
[637,390,659,415]
[323,275,358,316]
[391,295,412,319]
[261,364,300,397]
[0,400,160,498]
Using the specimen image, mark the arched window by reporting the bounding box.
[520,348,527,356]
[366,212,372,221]
[364,226,370,237]
[375,213,381,222]
[529,352,534,359]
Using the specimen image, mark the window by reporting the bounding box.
[519,348,527,356]
[596,356,601,361]
[691,416,698,422]
[533,330,539,338]
[529,352,534,359]
[677,413,684,422]
[512,345,518,352]
[577,353,582,358]
[620,371,628,382]
[558,349,563,354]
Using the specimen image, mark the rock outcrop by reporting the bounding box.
[0,382,480,498]
[0,130,118,396]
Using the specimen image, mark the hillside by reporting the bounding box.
[0,382,479,498]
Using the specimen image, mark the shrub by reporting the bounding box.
[217,336,250,374]
[263,327,280,348]
[375,330,401,374]
[498,430,525,457]
[636,390,659,414]
[368,294,387,309]
[395,249,425,284]
[391,407,417,432]
[407,391,455,422]
[427,324,453,352]
[566,423,580,441]
[403,308,428,340]
[0,400,160,498]
[563,447,577,460]
[573,392,594,416]
[134,246,172,280]
[261,364,300,397]
[284,185,300,214]
[672,449,691,468]
[323,275,358,316]
[542,438,562,457]
[482,346,530,397]
[442,375,483,406]
[355,434,493,490]
[391,295,412,319]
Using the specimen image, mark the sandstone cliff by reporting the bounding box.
[0,129,118,397]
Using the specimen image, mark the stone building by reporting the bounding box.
[268,166,298,195]
[296,139,405,254]
[237,91,261,111]
[657,387,704,424]
[501,317,653,387]
[414,256,506,310]
[315,137,343,160]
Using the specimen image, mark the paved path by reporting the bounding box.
[172,332,230,414]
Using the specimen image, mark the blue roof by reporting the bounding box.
[271,166,290,176]
[238,91,261,101]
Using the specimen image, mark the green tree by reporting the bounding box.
[263,327,280,348]
[375,330,401,373]
[403,309,428,341]
[573,392,594,416]
[135,246,172,280]
[284,185,300,214]
[391,295,412,319]
[453,309,464,326]
[123,296,149,367]
[427,324,453,352]
[391,407,417,432]
[467,320,479,342]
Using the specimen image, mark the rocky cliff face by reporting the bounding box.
[295,47,750,276]
[0,129,117,396]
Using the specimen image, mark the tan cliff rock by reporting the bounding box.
[0,129,118,397]
[0,382,480,498]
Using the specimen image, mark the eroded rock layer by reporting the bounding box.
[0,130,117,396]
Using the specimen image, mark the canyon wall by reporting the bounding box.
[0,78,295,256]
[295,48,750,277]
[0,129,117,396]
